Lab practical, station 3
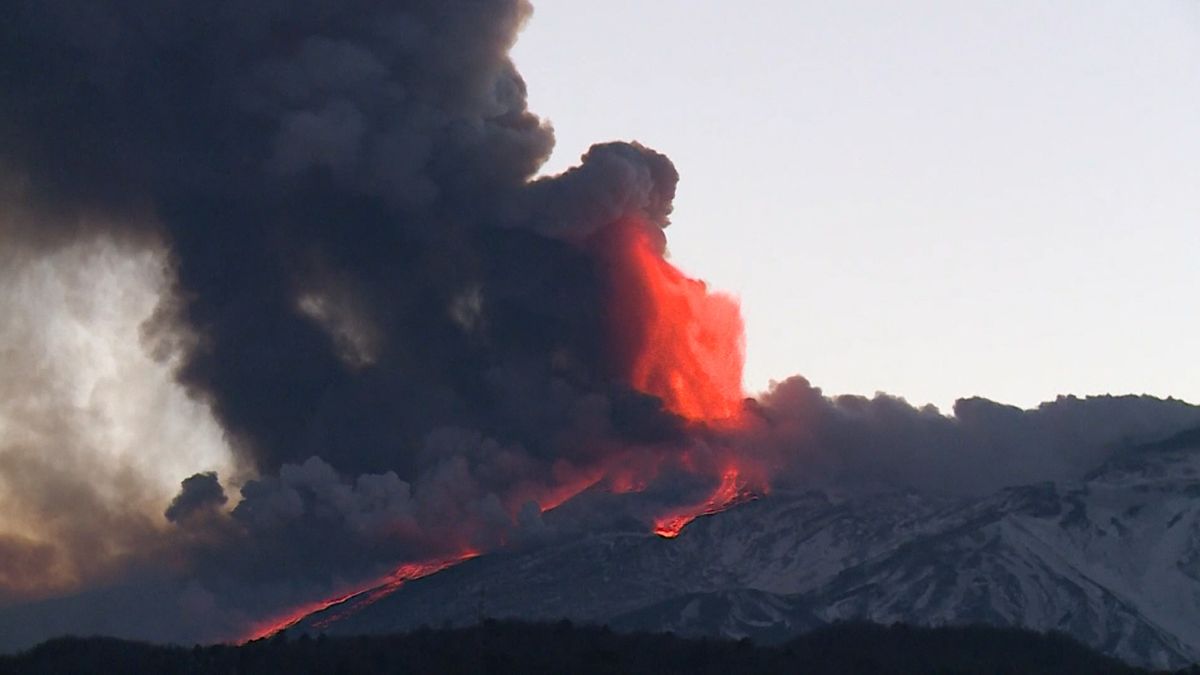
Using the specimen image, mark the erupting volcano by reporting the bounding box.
[596,217,766,538]
[5,1,1200,663]
[245,215,764,641]
[0,0,786,648]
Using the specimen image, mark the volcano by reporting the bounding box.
[281,427,1200,669]
[2,1,1199,664]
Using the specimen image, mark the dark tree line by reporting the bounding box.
[1,620,1193,675]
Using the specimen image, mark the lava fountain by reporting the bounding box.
[599,218,746,422]
[596,218,766,536]
[245,218,766,640]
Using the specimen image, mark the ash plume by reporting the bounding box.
[1,0,680,476]
[742,377,1200,496]
[0,0,686,641]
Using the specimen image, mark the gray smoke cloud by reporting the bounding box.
[741,377,1200,496]
[517,141,679,239]
[0,0,689,641]
[165,473,228,524]
[0,237,232,609]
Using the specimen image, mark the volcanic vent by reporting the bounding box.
[246,205,767,640]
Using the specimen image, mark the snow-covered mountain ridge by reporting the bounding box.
[293,428,1200,669]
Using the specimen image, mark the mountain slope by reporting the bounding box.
[292,429,1200,668]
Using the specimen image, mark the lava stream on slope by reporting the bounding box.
[597,217,768,535]
[242,552,480,642]
[243,217,769,639]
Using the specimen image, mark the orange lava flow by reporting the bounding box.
[652,466,755,538]
[594,218,767,538]
[241,591,362,643]
[602,219,745,422]
[242,219,763,637]
[240,551,479,642]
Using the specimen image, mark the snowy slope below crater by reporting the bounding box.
[292,430,1200,668]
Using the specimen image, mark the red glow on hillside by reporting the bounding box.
[590,218,768,538]
[652,466,759,538]
[600,219,745,422]
[244,218,768,636]
[594,218,765,537]
[241,551,479,642]
[531,473,604,513]
[607,468,649,495]
[242,590,362,643]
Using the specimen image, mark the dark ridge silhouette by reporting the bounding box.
[1,620,1190,675]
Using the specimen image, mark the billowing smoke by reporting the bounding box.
[1,0,1198,650]
[0,0,689,640]
[1,0,686,474]
[0,236,233,609]
[742,377,1200,495]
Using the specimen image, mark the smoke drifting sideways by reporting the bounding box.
[1,0,1200,649]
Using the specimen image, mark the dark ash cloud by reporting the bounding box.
[165,473,228,523]
[0,0,690,643]
[741,377,1200,496]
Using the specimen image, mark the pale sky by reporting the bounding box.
[512,1,1200,412]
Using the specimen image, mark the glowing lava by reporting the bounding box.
[596,218,765,537]
[652,466,757,538]
[601,219,745,422]
[243,218,765,637]
[241,551,479,642]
